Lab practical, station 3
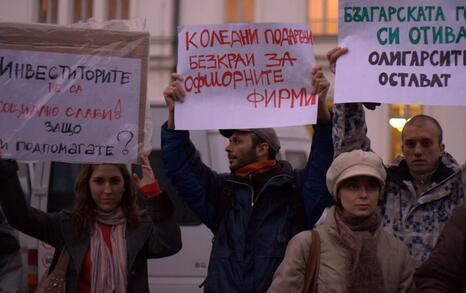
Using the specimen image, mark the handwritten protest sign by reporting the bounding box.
[176,22,317,130]
[0,22,149,163]
[335,0,466,106]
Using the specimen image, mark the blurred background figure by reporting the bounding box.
[0,207,23,293]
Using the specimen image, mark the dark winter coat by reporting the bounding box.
[161,123,333,293]
[415,203,466,293]
[0,159,181,293]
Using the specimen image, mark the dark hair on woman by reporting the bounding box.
[71,164,144,237]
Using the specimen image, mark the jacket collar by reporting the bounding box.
[228,160,293,180]
[386,152,459,185]
[61,214,152,273]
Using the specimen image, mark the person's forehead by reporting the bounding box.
[91,164,122,176]
[403,122,440,139]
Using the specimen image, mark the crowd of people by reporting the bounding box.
[0,46,465,293]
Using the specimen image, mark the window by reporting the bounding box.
[225,0,255,23]
[38,0,59,24]
[308,0,338,35]
[107,0,129,20]
[73,0,94,22]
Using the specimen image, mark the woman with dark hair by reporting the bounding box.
[0,155,181,292]
[267,150,415,293]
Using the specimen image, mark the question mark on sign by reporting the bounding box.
[116,130,134,155]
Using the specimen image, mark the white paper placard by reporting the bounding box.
[335,0,466,106]
[0,48,141,163]
[176,22,317,130]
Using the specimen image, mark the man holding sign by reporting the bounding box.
[328,47,466,268]
[161,65,333,292]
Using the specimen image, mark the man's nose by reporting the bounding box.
[225,143,232,153]
[413,142,424,155]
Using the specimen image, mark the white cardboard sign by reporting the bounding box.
[176,22,317,130]
[335,0,466,106]
[0,48,141,163]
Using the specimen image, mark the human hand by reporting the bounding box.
[326,47,348,74]
[312,66,331,124]
[132,153,156,189]
[312,66,330,99]
[163,73,185,129]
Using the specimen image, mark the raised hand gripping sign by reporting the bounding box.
[176,22,317,130]
[0,22,149,163]
[335,0,466,106]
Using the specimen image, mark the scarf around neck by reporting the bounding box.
[233,160,279,200]
[90,207,127,293]
[233,160,278,178]
[334,208,385,293]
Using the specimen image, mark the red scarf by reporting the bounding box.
[233,160,278,177]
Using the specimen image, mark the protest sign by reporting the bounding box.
[335,0,466,106]
[0,22,149,163]
[176,22,317,130]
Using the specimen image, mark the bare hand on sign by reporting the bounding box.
[326,47,348,74]
[312,66,331,124]
[312,66,330,99]
[132,152,157,190]
[163,73,185,129]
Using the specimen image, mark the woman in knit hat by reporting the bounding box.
[268,149,415,293]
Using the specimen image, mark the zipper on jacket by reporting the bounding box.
[224,179,255,207]
[252,174,293,206]
[225,173,293,207]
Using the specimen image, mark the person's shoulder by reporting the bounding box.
[449,203,466,225]
[288,230,314,249]
[379,228,408,251]
[441,152,460,170]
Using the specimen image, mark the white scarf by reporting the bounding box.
[90,208,127,293]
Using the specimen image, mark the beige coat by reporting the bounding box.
[267,207,415,293]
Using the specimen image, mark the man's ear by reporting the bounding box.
[256,143,270,159]
[440,143,445,155]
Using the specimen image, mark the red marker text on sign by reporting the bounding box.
[64,98,122,120]
[246,88,315,109]
[265,51,297,67]
[189,53,255,70]
[69,84,83,94]
[185,28,259,50]
[0,101,59,118]
[184,68,284,94]
[264,28,314,46]
[48,82,61,93]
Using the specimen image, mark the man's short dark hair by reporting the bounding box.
[401,114,443,144]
